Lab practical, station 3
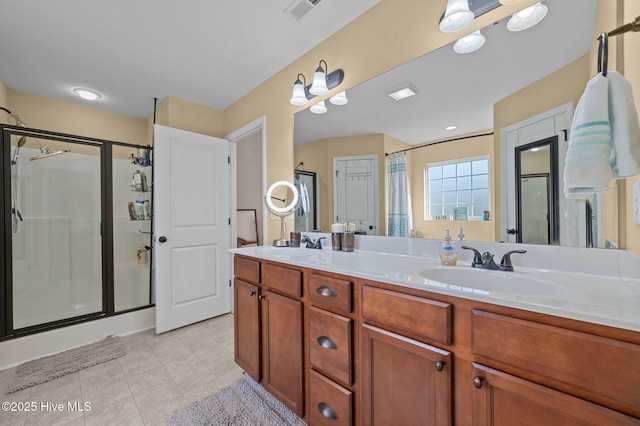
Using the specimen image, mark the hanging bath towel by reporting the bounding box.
[564,73,613,197]
[607,71,640,178]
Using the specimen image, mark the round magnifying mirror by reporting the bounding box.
[265,180,299,246]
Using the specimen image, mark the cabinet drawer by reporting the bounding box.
[310,370,353,426]
[362,285,452,346]
[309,307,353,386]
[263,263,302,298]
[471,310,640,416]
[234,256,260,283]
[308,273,353,313]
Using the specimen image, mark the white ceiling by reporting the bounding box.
[294,0,598,146]
[0,0,380,118]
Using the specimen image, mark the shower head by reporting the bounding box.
[11,136,27,164]
[30,146,71,161]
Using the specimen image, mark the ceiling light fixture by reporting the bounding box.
[386,83,419,102]
[507,2,548,32]
[310,100,327,114]
[445,125,457,131]
[289,60,345,106]
[439,0,475,33]
[453,30,486,54]
[329,91,348,106]
[73,88,102,101]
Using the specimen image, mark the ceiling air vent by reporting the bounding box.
[283,0,323,21]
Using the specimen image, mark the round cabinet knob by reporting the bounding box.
[158,236,168,243]
[473,376,484,389]
[506,228,518,235]
[368,225,374,230]
[435,361,445,372]
[249,291,256,296]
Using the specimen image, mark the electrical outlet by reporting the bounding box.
[634,180,640,225]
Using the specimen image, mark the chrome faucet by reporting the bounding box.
[301,235,325,249]
[461,246,526,271]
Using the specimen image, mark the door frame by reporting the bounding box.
[501,102,572,244]
[514,137,559,244]
[225,116,266,310]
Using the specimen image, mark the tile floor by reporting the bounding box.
[0,313,244,426]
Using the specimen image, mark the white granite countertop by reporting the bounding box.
[231,236,640,333]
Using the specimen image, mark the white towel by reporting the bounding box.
[564,74,613,197]
[607,71,640,178]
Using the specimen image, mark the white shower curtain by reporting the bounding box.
[387,152,412,237]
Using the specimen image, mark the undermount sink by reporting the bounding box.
[419,267,567,296]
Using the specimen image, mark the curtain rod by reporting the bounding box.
[385,131,494,157]
[607,15,639,37]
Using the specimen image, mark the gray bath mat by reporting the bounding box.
[5,335,125,394]
[167,375,306,426]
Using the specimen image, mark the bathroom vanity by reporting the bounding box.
[232,238,640,425]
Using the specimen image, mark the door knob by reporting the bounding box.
[158,236,168,243]
[368,225,374,230]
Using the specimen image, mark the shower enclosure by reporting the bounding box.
[1,125,153,339]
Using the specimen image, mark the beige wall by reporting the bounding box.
[7,90,148,147]
[155,96,224,138]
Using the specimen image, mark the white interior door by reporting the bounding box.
[154,124,231,333]
[334,156,378,235]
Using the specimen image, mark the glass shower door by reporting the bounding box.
[10,136,103,330]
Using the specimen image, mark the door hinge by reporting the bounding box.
[229,279,232,287]
[335,170,339,178]
[228,217,231,225]
[228,156,231,164]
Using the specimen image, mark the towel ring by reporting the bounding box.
[597,32,608,76]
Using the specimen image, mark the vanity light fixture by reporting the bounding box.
[289,74,309,106]
[439,0,475,33]
[310,100,328,114]
[386,83,419,102]
[329,91,348,106]
[310,60,329,95]
[73,88,102,101]
[507,2,548,32]
[453,30,486,54]
[289,60,345,106]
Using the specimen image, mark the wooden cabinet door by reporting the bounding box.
[472,363,640,426]
[262,290,304,418]
[233,279,260,382]
[361,324,451,426]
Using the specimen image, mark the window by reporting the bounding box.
[426,157,490,220]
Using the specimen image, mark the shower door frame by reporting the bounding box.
[0,124,154,340]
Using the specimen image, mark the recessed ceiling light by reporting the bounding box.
[386,83,419,101]
[445,125,457,131]
[73,88,102,101]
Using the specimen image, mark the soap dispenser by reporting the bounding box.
[440,228,458,266]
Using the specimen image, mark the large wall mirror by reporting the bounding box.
[293,0,619,248]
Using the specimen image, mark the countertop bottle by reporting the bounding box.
[439,228,458,266]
